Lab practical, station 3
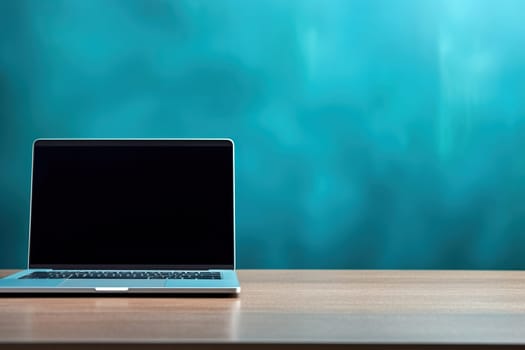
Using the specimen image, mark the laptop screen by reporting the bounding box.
[29,139,234,270]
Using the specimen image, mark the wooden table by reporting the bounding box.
[1,269,525,349]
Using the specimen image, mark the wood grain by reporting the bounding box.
[1,269,525,348]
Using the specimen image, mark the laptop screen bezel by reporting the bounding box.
[27,138,236,271]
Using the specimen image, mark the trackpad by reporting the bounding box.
[59,280,166,288]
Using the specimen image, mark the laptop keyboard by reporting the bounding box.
[19,271,222,280]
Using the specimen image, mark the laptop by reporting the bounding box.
[0,139,240,295]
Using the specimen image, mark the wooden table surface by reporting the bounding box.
[1,269,525,349]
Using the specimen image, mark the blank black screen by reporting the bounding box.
[29,140,234,269]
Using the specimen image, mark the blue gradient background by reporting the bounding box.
[1,0,525,269]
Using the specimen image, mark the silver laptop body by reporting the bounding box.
[0,139,240,295]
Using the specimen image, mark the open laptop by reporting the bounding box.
[0,139,240,295]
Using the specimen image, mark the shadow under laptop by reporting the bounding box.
[0,292,239,298]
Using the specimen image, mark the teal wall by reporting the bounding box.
[1,0,525,269]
